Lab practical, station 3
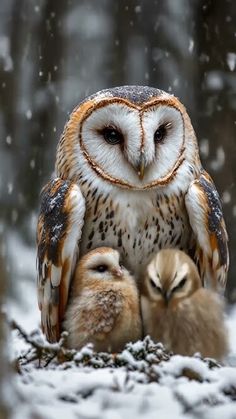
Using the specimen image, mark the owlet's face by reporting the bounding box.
[57,86,199,190]
[145,249,202,305]
[76,247,129,283]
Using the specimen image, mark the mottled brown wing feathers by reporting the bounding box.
[37,178,85,342]
[185,170,229,291]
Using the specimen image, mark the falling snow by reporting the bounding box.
[226,52,236,71]
[25,110,32,120]
[0,35,13,71]
[210,147,225,172]
[1,2,236,417]
[6,135,12,145]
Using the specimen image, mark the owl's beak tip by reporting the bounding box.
[137,153,145,180]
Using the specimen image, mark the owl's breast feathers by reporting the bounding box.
[79,185,191,278]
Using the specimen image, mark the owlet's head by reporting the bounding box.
[144,248,202,305]
[74,247,132,287]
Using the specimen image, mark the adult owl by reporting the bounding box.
[37,85,229,342]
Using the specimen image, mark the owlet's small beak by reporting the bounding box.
[137,153,145,180]
[112,267,123,278]
[163,290,172,304]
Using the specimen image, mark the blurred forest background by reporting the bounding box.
[0,0,236,414]
[0,0,236,308]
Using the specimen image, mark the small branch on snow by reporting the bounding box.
[11,320,75,368]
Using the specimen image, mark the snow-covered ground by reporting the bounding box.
[7,232,236,419]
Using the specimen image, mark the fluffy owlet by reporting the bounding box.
[63,247,142,352]
[141,248,229,359]
[36,85,229,342]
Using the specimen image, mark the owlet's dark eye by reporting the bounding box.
[95,265,108,273]
[178,277,187,289]
[101,126,123,145]
[150,278,162,293]
[173,277,187,293]
[154,125,166,143]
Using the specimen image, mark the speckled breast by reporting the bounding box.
[79,188,193,281]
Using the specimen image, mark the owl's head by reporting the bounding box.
[74,247,131,286]
[56,86,200,192]
[144,248,202,305]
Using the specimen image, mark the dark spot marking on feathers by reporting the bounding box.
[118,229,122,247]
[102,194,109,204]
[94,194,102,215]
[91,188,98,198]
[88,230,94,240]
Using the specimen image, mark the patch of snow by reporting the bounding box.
[6,233,236,419]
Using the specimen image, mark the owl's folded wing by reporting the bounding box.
[37,178,85,342]
[185,170,229,291]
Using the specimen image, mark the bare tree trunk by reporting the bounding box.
[196,0,236,298]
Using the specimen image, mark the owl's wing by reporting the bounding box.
[185,170,229,291]
[37,178,85,342]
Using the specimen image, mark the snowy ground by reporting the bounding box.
[7,233,236,419]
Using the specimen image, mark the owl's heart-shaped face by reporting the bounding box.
[57,86,199,190]
[79,100,185,188]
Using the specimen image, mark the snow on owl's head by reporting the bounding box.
[56,86,200,192]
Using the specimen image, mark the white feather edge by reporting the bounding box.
[185,181,212,256]
[43,183,86,307]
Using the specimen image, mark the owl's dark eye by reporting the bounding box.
[94,264,108,273]
[101,126,123,145]
[154,125,167,143]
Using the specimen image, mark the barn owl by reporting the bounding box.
[141,249,228,359]
[36,85,229,342]
[63,247,142,352]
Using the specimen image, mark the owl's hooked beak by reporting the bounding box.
[137,153,145,180]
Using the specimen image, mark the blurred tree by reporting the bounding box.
[196,0,236,297]
[0,240,11,419]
